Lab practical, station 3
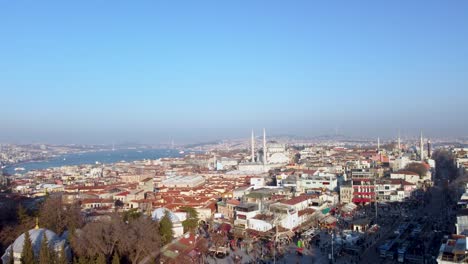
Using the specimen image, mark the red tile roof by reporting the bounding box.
[280,195,309,206]
[226,199,241,205]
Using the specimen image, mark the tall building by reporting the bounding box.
[377,137,380,153]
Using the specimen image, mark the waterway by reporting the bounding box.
[4,148,182,175]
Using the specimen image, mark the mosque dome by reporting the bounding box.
[151,208,181,224]
[1,228,69,264]
[12,228,59,254]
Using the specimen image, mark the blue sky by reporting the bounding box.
[1,1,467,144]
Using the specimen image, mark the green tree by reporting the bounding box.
[181,206,199,233]
[95,254,106,264]
[73,256,89,264]
[57,244,68,264]
[20,231,35,264]
[17,205,29,225]
[8,246,14,264]
[159,211,174,245]
[111,252,120,264]
[39,233,51,264]
[122,209,142,222]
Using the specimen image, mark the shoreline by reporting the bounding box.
[3,148,181,175]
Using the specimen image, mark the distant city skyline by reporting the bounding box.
[1,1,467,144]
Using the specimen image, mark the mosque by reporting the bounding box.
[236,129,289,174]
[152,208,185,238]
[1,221,70,264]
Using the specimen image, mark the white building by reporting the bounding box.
[152,208,185,238]
[391,156,411,171]
[298,173,338,192]
[267,142,290,164]
[234,203,259,228]
[161,175,205,188]
[250,177,266,189]
[456,209,468,235]
[269,203,299,230]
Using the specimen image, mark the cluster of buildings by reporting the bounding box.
[438,183,468,263]
[2,130,446,263]
[454,148,468,178]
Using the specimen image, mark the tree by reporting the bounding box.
[181,206,199,233]
[20,231,35,264]
[293,153,301,164]
[405,162,429,177]
[95,254,106,264]
[122,209,142,222]
[73,256,89,264]
[111,252,120,264]
[39,196,83,235]
[57,244,68,264]
[39,233,51,264]
[158,211,174,246]
[71,214,124,261]
[17,205,30,225]
[118,217,160,264]
[8,246,14,264]
[211,232,226,252]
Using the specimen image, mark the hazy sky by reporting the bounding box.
[1,1,467,144]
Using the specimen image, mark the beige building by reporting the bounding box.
[340,185,353,204]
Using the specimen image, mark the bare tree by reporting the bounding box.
[404,162,428,177]
[211,232,226,251]
[118,217,160,264]
[39,195,83,235]
[71,214,124,261]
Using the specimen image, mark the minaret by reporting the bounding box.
[420,131,424,161]
[263,128,268,165]
[251,130,255,162]
[377,137,380,153]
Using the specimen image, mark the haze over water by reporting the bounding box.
[5,149,181,175]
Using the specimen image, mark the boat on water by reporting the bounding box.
[14,167,26,171]
[179,150,185,154]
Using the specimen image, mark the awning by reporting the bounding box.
[321,208,330,214]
